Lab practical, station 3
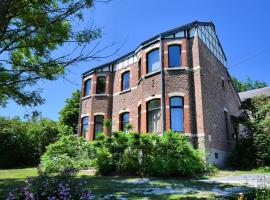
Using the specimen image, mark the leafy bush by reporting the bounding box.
[230,95,270,169]
[0,117,59,168]
[6,174,92,200]
[94,131,209,177]
[40,135,96,174]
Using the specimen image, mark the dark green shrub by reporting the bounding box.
[95,131,208,177]
[40,135,96,174]
[0,117,59,168]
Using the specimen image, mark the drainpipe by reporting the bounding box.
[159,34,166,134]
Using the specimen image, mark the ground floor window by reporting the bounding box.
[170,96,184,132]
[147,99,161,133]
[120,112,129,132]
[81,116,89,137]
[94,115,104,139]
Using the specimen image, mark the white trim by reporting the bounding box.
[165,66,189,71]
[121,67,130,74]
[166,40,184,46]
[224,107,228,112]
[81,113,89,118]
[168,92,185,97]
[94,112,105,116]
[83,75,93,81]
[119,109,130,114]
[96,73,107,77]
[145,94,161,102]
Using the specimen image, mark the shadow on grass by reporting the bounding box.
[0,175,255,200]
[0,178,26,199]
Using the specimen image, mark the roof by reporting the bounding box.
[238,87,270,101]
[83,20,226,77]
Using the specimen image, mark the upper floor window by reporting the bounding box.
[147,49,160,73]
[147,99,161,133]
[81,116,89,137]
[168,45,181,68]
[121,71,130,91]
[138,59,142,80]
[94,115,104,139]
[96,76,106,94]
[120,112,129,131]
[170,97,184,132]
[84,79,91,96]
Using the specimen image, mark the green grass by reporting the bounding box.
[0,168,38,198]
[0,167,256,199]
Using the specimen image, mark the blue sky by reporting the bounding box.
[1,0,270,120]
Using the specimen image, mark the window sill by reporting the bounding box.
[144,70,161,79]
[119,88,131,95]
[165,66,188,71]
[92,94,109,97]
[81,95,91,100]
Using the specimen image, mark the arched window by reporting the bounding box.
[121,71,130,91]
[170,97,184,132]
[84,79,91,96]
[120,112,129,131]
[138,59,142,80]
[147,49,160,73]
[138,105,141,133]
[94,115,104,139]
[147,99,161,133]
[96,76,106,94]
[81,116,89,137]
[168,45,181,68]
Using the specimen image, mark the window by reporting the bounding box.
[147,99,161,133]
[84,79,91,96]
[121,71,130,91]
[170,97,184,132]
[138,105,141,133]
[120,112,129,131]
[168,45,181,68]
[94,115,104,139]
[96,76,106,94]
[81,116,89,137]
[224,111,229,140]
[147,49,160,73]
[138,59,142,80]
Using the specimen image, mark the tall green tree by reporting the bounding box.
[231,76,268,92]
[59,90,80,134]
[0,0,111,107]
[230,95,270,168]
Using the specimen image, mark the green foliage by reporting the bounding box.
[59,90,80,134]
[0,117,59,168]
[231,76,268,92]
[94,131,209,177]
[40,135,96,175]
[230,95,270,168]
[0,0,101,107]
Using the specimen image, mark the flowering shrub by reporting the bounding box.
[6,174,92,200]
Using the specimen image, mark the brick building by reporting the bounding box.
[79,21,241,166]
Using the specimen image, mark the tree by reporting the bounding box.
[230,95,270,168]
[59,90,80,134]
[231,76,268,92]
[0,0,113,107]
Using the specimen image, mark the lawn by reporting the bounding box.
[0,168,252,199]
